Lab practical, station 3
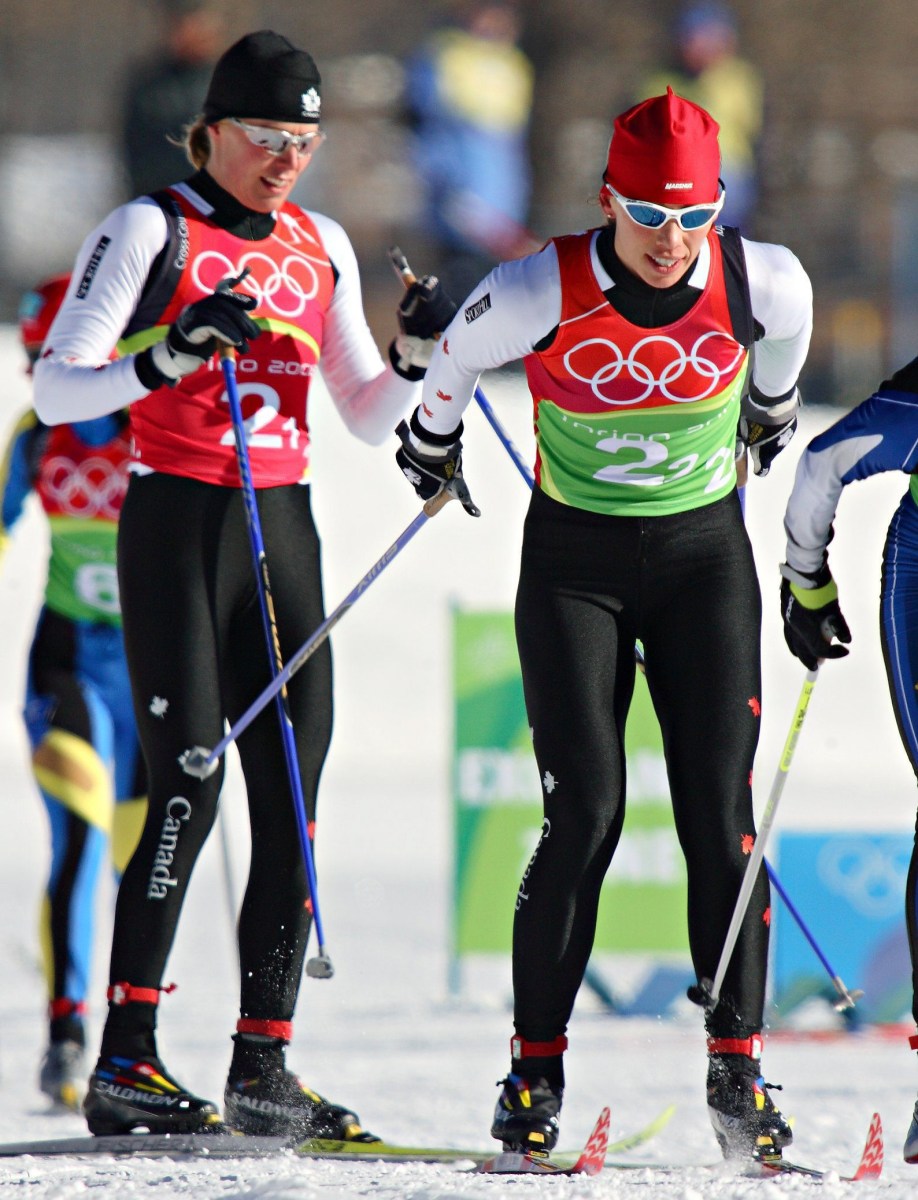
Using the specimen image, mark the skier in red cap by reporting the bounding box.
[396,88,813,1161]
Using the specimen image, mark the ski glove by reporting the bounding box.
[389,275,457,380]
[395,409,480,516]
[739,387,800,477]
[779,561,851,670]
[137,290,261,390]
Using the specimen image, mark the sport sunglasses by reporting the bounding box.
[230,118,326,157]
[604,181,726,231]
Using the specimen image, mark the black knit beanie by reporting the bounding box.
[202,30,321,124]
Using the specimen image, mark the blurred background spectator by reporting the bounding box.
[402,0,537,301]
[1,0,917,406]
[640,2,764,233]
[120,0,226,198]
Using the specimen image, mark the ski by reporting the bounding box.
[294,1103,672,1166]
[0,1103,668,1163]
[0,1132,290,1159]
[476,1106,609,1176]
[756,1111,884,1182]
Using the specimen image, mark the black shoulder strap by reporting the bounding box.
[719,225,762,348]
[121,189,189,339]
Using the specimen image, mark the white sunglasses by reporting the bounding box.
[605,182,725,231]
[229,118,325,157]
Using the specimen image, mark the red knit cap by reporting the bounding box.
[604,87,721,206]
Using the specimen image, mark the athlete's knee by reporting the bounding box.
[32,730,113,831]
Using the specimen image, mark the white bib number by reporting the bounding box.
[75,563,120,615]
[218,383,300,451]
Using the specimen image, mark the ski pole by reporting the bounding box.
[188,291,332,978]
[180,483,461,781]
[388,246,536,489]
[217,804,238,942]
[764,858,863,1011]
[689,667,820,1012]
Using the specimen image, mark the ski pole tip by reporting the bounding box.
[306,953,334,980]
[833,987,864,1012]
[686,977,716,1010]
[178,745,220,780]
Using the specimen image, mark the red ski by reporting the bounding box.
[476,1106,610,1176]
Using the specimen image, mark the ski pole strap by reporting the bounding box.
[237,1018,294,1041]
[108,981,177,1007]
[707,1033,762,1059]
[511,1034,568,1058]
[49,998,87,1020]
[909,1033,918,1052]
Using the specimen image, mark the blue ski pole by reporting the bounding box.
[764,858,863,1011]
[183,287,332,977]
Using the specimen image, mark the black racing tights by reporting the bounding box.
[102,474,332,1057]
[512,487,768,1047]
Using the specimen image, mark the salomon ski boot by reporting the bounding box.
[706,1035,792,1160]
[83,1055,224,1135]
[39,1040,86,1112]
[491,1074,563,1155]
[224,1067,377,1141]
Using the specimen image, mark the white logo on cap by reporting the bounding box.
[664,182,693,190]
[301,88,321,119]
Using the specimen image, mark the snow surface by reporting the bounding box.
[2,324,918,1195]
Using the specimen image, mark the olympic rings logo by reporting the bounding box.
[40,455,127,519]
[192,250,320,318]
[563,331,745,406]
[816,839,909,920]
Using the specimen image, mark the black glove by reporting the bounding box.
[395,409,479,516]
[779,562,851,670]
[739,386,799,477]
[740,413,797,477]
[389,275,457,380]
[136,290,261,390]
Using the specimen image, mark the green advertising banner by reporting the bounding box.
[452,609,688,966]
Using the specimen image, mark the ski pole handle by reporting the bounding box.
[388,246,535,489]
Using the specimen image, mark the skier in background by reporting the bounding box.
[1,275,146,1112]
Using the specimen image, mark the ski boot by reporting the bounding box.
[905,1033,918,1163]
[224,1024,377,1141]
[224,1068,377,1141]
[706,1034,793,1160]
[491,1073,563,1155]
[39,1040,86,1112]
[905,1098,918,1163]
[83,1055,224,1135]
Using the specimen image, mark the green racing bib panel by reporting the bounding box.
[524,229,749,517]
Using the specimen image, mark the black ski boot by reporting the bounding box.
[491,1073,563,1155]
[706,1034,793,1160]
[224,1028,377,1141]
[904,1033,918,1162]
[83,1055,223,1135]
[224,1068,376,1141]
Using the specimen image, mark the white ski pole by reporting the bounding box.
[689,667,819,1011]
